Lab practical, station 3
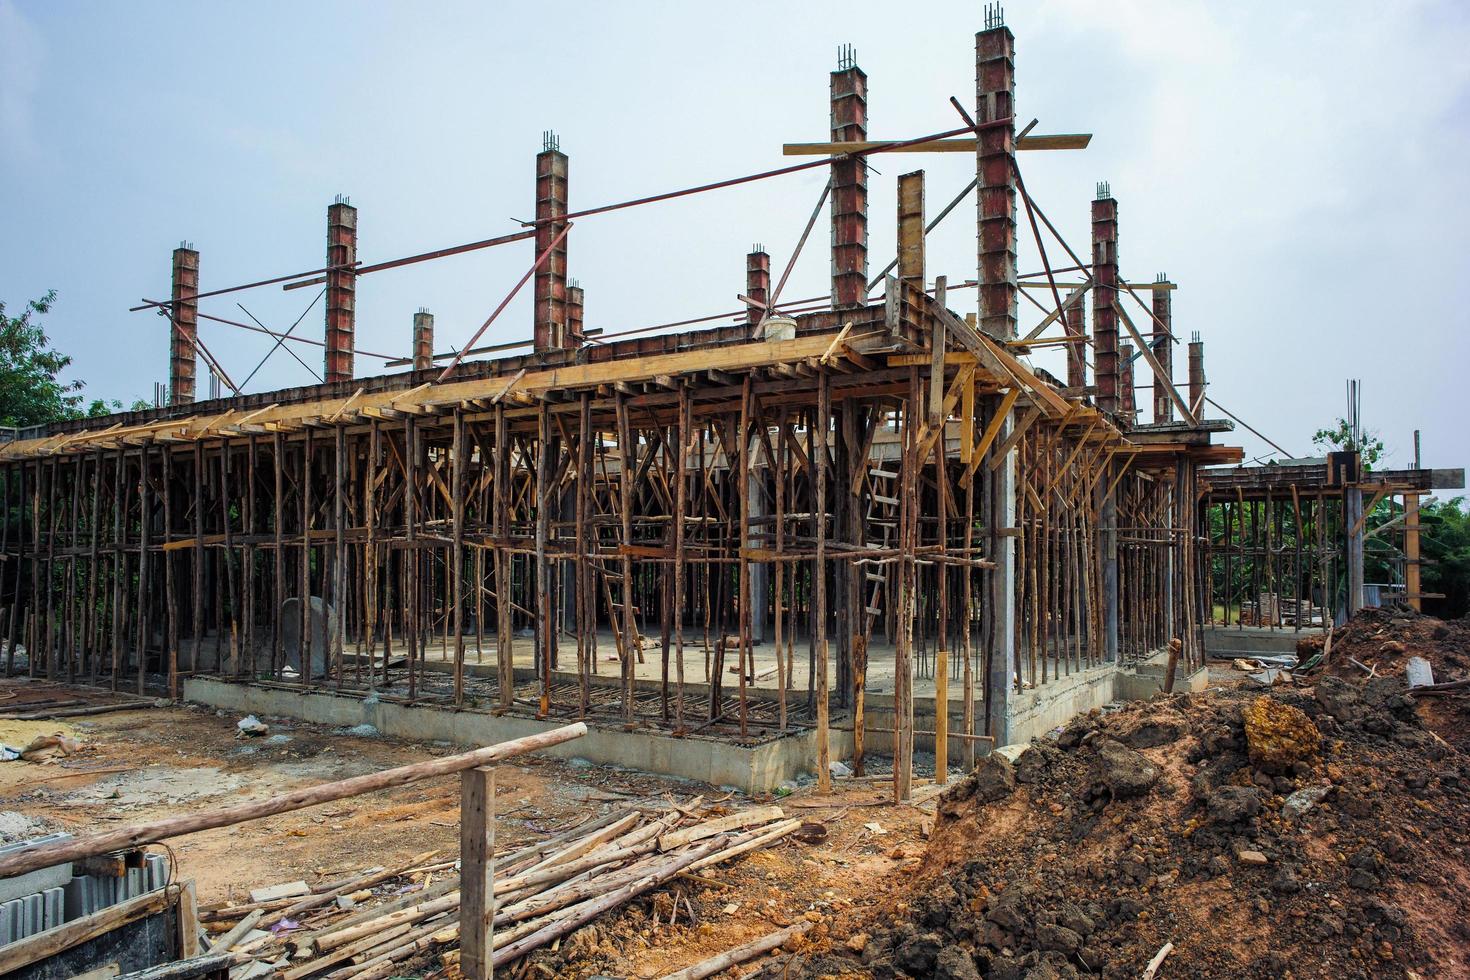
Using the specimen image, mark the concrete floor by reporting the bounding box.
[409,626,1100,700]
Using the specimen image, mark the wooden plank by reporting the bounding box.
[460,766,496,980]
[0,335,841,462]
[176,879,200,957]
[0,886,172,974]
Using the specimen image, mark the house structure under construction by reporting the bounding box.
[0,11,1460,796]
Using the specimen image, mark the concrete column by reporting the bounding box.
[1119,342,1136,423]
[1151,276,1174,423]
[412,308,434,372]
[977,14,1019,744]
[976,22,1017,341]
[1188,332,1206,418]
[566,281,585,348]
[534,133,569,352]
[746,249,769,330]
[1064,291,1086,392]
[1345,485,1365,616]
[325,197,357,384]
[1091,186,1119,414]
[1100,471,1119,664]
[748,469,767,644]
[169,244,199,406]
[830,47,868,310]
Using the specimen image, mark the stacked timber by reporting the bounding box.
[200,801,799,979]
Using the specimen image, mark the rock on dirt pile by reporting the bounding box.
[770,679,1470,979]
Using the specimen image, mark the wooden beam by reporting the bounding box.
[782,134,1092,155]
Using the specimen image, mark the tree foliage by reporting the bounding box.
[1421,496,1470,619]
[1312,416,1386,470]
[0,291,91,427]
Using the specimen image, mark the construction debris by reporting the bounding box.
[758,666,1470,976]
[199,801,800,977]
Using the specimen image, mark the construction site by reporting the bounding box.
[1,8,1467,979]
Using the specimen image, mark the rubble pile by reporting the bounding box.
[779,678,1470,978]
[1303,606,1470,753]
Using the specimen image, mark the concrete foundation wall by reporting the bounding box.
[857,655,1208,764]
[183,678,821,795]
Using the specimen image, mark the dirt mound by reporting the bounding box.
[1301,606,1470,753]
[767,682,1470,978]
[1300,606,1470,682]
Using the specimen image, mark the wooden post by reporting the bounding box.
[301,430,313,683]
[460,766,496,980]
[163,449,180,699]
[616,392,637,726]
[736,378,752,737]
[673,387,689,729]
[814,371,832,792]
[191,445,204,676]
[452,409,467,704]
[272,433,286,679]
[535,404,552,717]
[494,404,514,709]
[135,450,150,694]
[1405,493,1422,612]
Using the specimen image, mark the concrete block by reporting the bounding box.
[280,597,339,679]
[42,886,64,929]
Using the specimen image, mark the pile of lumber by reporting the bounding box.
[201,800,800,979]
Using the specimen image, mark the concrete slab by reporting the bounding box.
[183,677,829,794]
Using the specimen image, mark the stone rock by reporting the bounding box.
[1035,924,1083,954]
[1237,849,1269,865]
[1206,785,1264,824]
[935,945,982,980]
[1315,676,1366,726]
[1282,784,1332,819]
[1091,738,1160,799]
[896,932,942,974]
[986,892,1027,934]
[1014,746,1049,785]
[974,754,1018,803]
[846,932,870,954]
[1120,716,1188,749]
[1242,695,1321,772]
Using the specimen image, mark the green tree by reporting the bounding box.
[1312,416,1386,470]
[1421,497,1470,619]
[0,291,90,427]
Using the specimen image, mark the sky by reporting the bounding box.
[2,0,1468,475]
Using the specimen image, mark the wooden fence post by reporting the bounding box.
[460,766,496,979]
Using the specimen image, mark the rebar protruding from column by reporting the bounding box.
[976,23,1017,340]
[534,135,569,352]
[1188,330,1206,417]
[1152,274,1174,422]
[412,308,434,372]
[746,247,770,330]
[1091,186,1118,412]
[169,242,199,405]
[325,197,357,384]
[830,53,868,310]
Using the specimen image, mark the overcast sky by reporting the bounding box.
[2,0,1467,476]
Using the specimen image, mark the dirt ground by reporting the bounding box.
[0,687,936,978]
